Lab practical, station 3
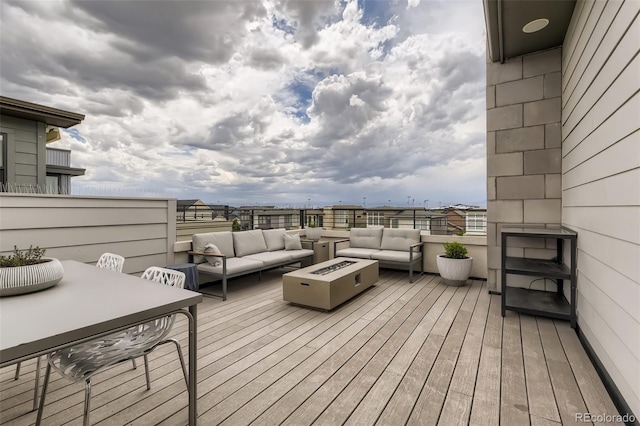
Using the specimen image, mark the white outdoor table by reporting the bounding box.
[0,260,203,425]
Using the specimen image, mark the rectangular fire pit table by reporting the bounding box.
[282,257,379,310]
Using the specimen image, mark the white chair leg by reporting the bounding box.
[168,339,189,389]
[83,379,92,426]
[32,356,41,411]
[131,358,137,370]
[143,354,151,390]
[35,362,51,426]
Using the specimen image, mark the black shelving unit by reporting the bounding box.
[501,226,577,328]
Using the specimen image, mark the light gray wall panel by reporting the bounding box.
[578,293,639,416]
[562,0,640,416]
[563,169,640,207]
[564,93,639,171]
[0,194,177,275]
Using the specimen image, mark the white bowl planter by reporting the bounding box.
[0,258,64,297]
[305,227,323,241]
[436,255,473,286]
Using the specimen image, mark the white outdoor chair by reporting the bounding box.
[96,252,125,272]
[36,267,188,426]
[11,253,127,412]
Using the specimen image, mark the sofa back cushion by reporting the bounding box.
[262,229,287,251]
[349,228,383,249]
[233,230,268,257]
[192,231,235,263]
[380,229,421,252]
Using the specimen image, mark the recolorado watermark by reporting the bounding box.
[575,413,636,423]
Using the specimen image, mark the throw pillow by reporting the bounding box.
[284,233,302,250]
[204,243,222,266]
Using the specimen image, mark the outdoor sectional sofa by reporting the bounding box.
[189,229,313,300]
[333,228,424,282]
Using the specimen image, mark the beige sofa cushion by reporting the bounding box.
[284,233,302,250]
[380,229,421,252]
[244,251,293,266]
[192,231,235,263]
[349,228,383,249]
[233,230,268,257]
[335,248,379,259]
[262,229,287,251]
[371,250,423,262]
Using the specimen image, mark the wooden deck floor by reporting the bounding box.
[0,269,623,425]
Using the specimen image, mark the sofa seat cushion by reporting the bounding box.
[380,229,421,252]
[285,249,314,260]
[244,251,293,266]
[263,229,287,251]
[335,248,380,259]
[192,231,235,263]
[371,250,423,263]
[349,228,383,249]
[197,257,264,276]
[233,230,268,257]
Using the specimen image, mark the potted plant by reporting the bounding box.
[305,221,323,241]
[436,241,472,286]
[0,246,64,296]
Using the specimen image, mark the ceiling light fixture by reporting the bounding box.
[522,18,549,33]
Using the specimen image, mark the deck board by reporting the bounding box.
[0,269,623,426]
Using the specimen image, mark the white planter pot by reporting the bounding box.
[305,227,323,241]
[436,255,473,286]
[0,258,64,297]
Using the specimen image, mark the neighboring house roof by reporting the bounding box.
[177,199,200,209]
[392,210,447,219]
[0,96,85,128]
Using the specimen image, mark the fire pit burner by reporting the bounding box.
[311,260,356,275]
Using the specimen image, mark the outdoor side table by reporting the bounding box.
[167,263,199,291]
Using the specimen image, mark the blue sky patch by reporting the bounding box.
[64,128,87,143]
[272,16,295,34]
[359,0,394,28]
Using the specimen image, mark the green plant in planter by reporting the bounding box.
[0,245,46,267]
[232,218,242,232]
[443,241,468,259]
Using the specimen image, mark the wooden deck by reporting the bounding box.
[0,269,623,425]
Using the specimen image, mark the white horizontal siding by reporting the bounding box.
[562,0,640,417]
[578,295,640,417]
[563,92,638,171]
[563,168,640,207]
[0,194,176,275]
[563,131,639,189]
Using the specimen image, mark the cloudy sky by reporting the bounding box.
[0,0,487,208]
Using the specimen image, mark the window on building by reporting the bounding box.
[46,175,60,194]
[367,212,384,227]
[466,212,487,234]
[415,219,430,231]
[334,210,349,227]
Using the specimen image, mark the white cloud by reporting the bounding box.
[0,0,487,207]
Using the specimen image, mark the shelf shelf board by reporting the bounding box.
[505,257,571,278]
[501,226,577,238]
[504,287,571,319]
